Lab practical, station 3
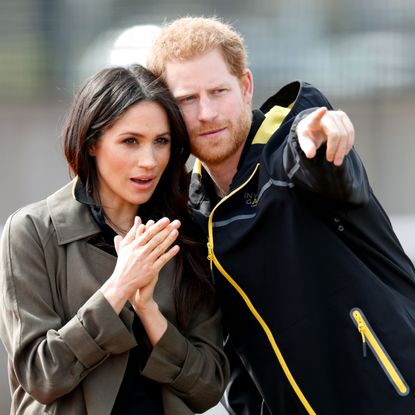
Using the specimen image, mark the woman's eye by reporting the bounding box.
[123,137,137,144]
[155,136,171,145]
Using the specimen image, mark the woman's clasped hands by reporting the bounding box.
[101,217,181,316]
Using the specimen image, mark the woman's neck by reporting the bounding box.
[98,195,138,236]
[103,213,133,236]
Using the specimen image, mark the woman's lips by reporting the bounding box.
[130,176,155,189]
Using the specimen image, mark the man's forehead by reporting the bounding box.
[164,51,236,92]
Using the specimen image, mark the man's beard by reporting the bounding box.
[190,106,252,166]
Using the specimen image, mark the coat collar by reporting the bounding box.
[189,104,288,213]
[46,179,100,245]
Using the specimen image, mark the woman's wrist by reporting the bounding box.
[99,277,130,314]
[136,301,168,346]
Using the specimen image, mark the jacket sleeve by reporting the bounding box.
[0,210,136,405]
[141,300,230,413]
[282,108,371,206]
[221,339,271,415]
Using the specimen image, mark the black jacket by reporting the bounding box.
[189,81,415,414]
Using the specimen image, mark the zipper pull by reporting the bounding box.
[207,241,213,262]
[354,311,368,358]
[207,241,215,283]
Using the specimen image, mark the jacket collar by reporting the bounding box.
[46,179,100,245]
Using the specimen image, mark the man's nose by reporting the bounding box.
[198,95,218,121]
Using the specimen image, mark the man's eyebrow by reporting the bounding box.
[174,92,197,100]
[174,83,228,97]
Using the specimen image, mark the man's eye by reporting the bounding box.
[180,96,196,104]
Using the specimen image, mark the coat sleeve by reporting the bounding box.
[282,108,371,206]
[141,300,230,413]
[220,339,271,415]
[0,210,136,405]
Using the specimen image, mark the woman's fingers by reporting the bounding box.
[114,217,181,292]
[114,234,123,254]
[138,218,181,246]
[136,217,169,245]
[122,216,142,244]
[153,244,180,271]
[135,223,146,239]
[135,223,180,262]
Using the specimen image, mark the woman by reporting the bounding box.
[0,64,229,414]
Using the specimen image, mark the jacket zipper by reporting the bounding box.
[350,308,410,396]
[207,163,316,415]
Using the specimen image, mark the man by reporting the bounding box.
[147,16,415,414]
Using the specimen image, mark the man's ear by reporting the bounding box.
[240,69,254,105]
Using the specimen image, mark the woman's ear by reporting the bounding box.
[88,145,96,157]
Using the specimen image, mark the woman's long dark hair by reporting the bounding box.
[63,64,214,330]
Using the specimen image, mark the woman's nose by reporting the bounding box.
[137,145,157,169]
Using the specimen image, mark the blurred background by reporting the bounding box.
[1,0,414,413]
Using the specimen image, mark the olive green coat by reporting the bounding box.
[0,181,229,415]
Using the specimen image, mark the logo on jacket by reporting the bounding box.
[244,192,258,207]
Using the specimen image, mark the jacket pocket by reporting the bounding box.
[350,307,410,396]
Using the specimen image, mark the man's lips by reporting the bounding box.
[198,126,226,137]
